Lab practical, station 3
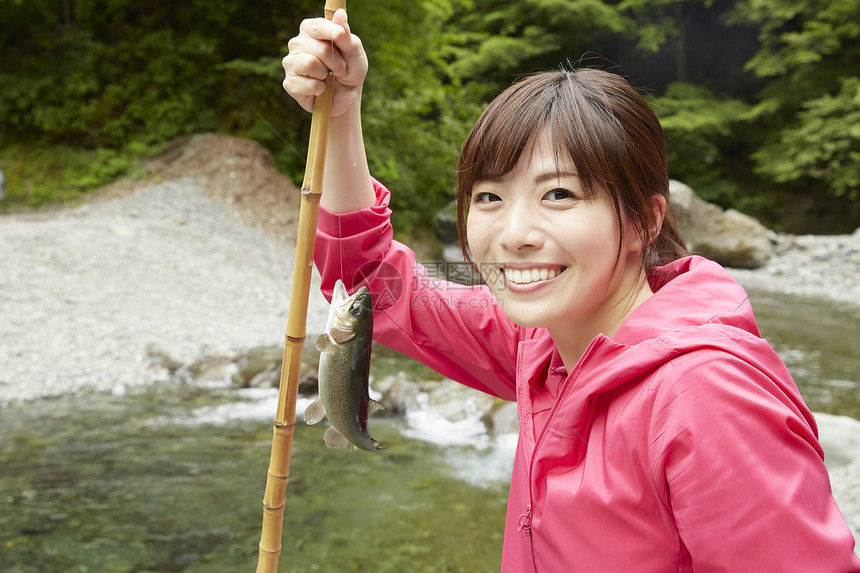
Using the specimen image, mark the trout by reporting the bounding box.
[304,279,384,450]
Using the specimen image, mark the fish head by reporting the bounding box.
[328,280,373,343]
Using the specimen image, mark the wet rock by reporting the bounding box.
[186,356,237,386]
[297,362,319,395]
[421,379,497,423]
[376,372,422,416]
[207,345,319,393]
[815,412,860,471]
[231,346,282,387]
[669,180,776,269]
[247,364,280,389]
[145,342,183,373]
[482,400,519,437]
[433,199,459,245]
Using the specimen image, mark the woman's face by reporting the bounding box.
[466,130,649,340]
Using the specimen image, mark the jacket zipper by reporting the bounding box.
[522,338,603,571]
[517,504,533,531]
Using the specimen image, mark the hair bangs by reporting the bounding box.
[457,77,557,194]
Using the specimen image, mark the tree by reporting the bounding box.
[729,0,860,201]
[650,82,755,208]
[753,77,860,200]
[446,0,624,98]
[0,0,312,148]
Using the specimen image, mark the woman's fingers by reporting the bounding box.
[298,14,345,43]
[283,10,367,116]
[328,10,366,86]
[287,24,347,76]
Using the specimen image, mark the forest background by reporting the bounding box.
[1,0,859,236]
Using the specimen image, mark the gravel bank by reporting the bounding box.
[0,178,330,406]
[728,230,860,306]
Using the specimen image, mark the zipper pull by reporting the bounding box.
[517,505,532,532]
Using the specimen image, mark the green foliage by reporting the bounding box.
[360,0,482,231]
[618,0,716,54]
[448,0,623,96]
[650,82,768,213]
[0,144,158,210]
[654,82,750,167]
[728,0,860,204]
[1,0,858,231]
[0,0,311,149]
[268,0,485,233]
[753,77,860,199]
[731,0,860,81]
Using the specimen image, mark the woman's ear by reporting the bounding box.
[631,194,667,253]
[649,194,667,244]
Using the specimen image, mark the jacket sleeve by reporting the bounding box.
[651,343,860,572]
[313,178,518,401]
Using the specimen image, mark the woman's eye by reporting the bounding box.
[472,192,502,204]
[543,188,575,201]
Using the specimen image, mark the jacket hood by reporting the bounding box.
[618,255,762,345]
[521,256,763,386]
[516,256,784,444]
[516,254,814,487]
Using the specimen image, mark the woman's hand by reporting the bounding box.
[282,9,367,118]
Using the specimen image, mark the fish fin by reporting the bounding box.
[368,399,384,416]
[324,426,350,449]
[315,333,337,352]
[303,399,326,425]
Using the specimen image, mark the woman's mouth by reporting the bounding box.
[503,266,567,285]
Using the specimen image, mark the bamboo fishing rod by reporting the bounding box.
[256,1,346,570]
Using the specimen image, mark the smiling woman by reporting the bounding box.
[282,9,860,572]
[456,68,688,278]
[464,130,658,364]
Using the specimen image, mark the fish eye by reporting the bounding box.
[349,300,363,316]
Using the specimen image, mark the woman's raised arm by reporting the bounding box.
[282,9,375,213]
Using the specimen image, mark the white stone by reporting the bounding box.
[814,412,860,471]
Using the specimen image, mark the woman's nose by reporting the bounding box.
[498,202,544,252]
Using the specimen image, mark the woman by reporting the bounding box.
[283,10,860,571]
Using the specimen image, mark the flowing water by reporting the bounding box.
[1,290,857,572]
[747,289,860,419]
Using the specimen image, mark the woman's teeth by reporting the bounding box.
[505,267,565,285]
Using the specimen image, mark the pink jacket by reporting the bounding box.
[314,180,860,572]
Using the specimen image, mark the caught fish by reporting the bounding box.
[304,279,384,451]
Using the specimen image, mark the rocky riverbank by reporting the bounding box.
[0,135,330,406]
[728,230,860,306]
[1,134,858,549]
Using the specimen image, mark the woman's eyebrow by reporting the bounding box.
[534,171,578,184]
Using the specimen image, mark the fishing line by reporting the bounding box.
[338,178,346,287]
[254,104,376,236]
[326,35,348,288]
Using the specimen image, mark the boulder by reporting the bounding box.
[376,372,423,416]
[433,199,459,245]
[669,180,776,269]
[482,400,520,437]
[814,412,860,471]
[230,346,283,387]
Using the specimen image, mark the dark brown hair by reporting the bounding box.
[456,68,688,274]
